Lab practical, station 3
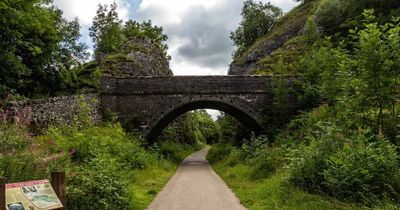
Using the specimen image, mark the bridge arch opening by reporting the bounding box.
[146,100,262,142]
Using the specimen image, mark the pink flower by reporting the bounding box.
[70,148,77,156]
[10,148,16,156]
[29,143,39,152]
[70,172,77,178]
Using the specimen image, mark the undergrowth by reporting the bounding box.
[208,105,400,209]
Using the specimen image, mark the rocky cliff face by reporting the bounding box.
[229,2,317,75]
[100,36,173,77]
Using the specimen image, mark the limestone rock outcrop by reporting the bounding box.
[229,2,315,75]
[100,36,173,77]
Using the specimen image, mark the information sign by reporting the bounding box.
[5,180,63,210]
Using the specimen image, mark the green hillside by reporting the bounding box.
[229,0,400,76]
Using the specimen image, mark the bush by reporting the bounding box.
[67,154,129,210]
[248,144,287,180]
[288,122,345,191]
[315,0,400,37]
[40,122,163,208]
[207,143,234,164]
[210,136,285,180]
[45,123,153,169]
[323,134,400,203]
[0,122,69,182]
[1,99,200,209]
[155,141,202,164]
[288,120,400,204]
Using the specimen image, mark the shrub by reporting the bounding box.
[315,0,400,37]
[323,134,400,203]
[288,120,400,204]
[0,122,30,153]
[247,143,288,180]
[210,136,285,180]
[42,122,159,207]
[67,154,129,210]
[155,141,202,164]
[240,135,270,160]
[248,148,281,180]
[0,122,69,182]
[288,122,346,192]
[207,143,234,164]
[46,123,153,169]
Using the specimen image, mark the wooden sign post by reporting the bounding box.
[51,172,66,210]
[0,177,5,210]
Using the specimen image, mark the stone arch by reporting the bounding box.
[146,99,263,142]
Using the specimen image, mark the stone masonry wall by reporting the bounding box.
[1,94,101,128]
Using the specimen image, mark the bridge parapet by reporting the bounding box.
[101,76,274,95]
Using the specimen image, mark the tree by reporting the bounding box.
[231,0,282,59]
[300,41,348,116]
[216,113,252,146]
[90,3,170,61]
[0,0,88,98]
[55,17,89,74]
[315,0,400,38]
[192,110,220,144]
[302,10,399,138]
[349,10,398,134]
[89,3,123,60]
[263,59,292,136]
[293,0,310,3]
[123,20,169,58]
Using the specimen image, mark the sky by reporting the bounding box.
[54,0,299,75]
[53,0,299,119]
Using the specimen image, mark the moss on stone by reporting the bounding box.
[254,35,313,75]
[121,43,151,55]
[234,0,320,67]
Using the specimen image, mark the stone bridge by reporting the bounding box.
[100,76,298,141]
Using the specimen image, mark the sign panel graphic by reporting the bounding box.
[5,180,63,210]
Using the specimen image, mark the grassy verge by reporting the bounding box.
[128,161,176,210]
[0,120,203,210]
[208,144,396,210]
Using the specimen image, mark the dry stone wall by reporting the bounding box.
[2,94,101,128]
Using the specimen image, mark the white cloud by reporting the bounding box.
[53,0,130,26]
[136,0,299,75]
[137,0,222,25]
[268,0,300,12]
[206,109,221,120]
[54,0,298,76]
[136,0,242,75]
[171,59,227,75]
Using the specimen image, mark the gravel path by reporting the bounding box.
[147,148,247,210]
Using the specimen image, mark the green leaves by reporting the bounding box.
[231,0,282,59]
[301,10,400,138]
[90,3,169,62]
[323,134,399,203]
[347,10,399,135]
[0,0,88,98]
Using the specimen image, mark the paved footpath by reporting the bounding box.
[147,148,247,210]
